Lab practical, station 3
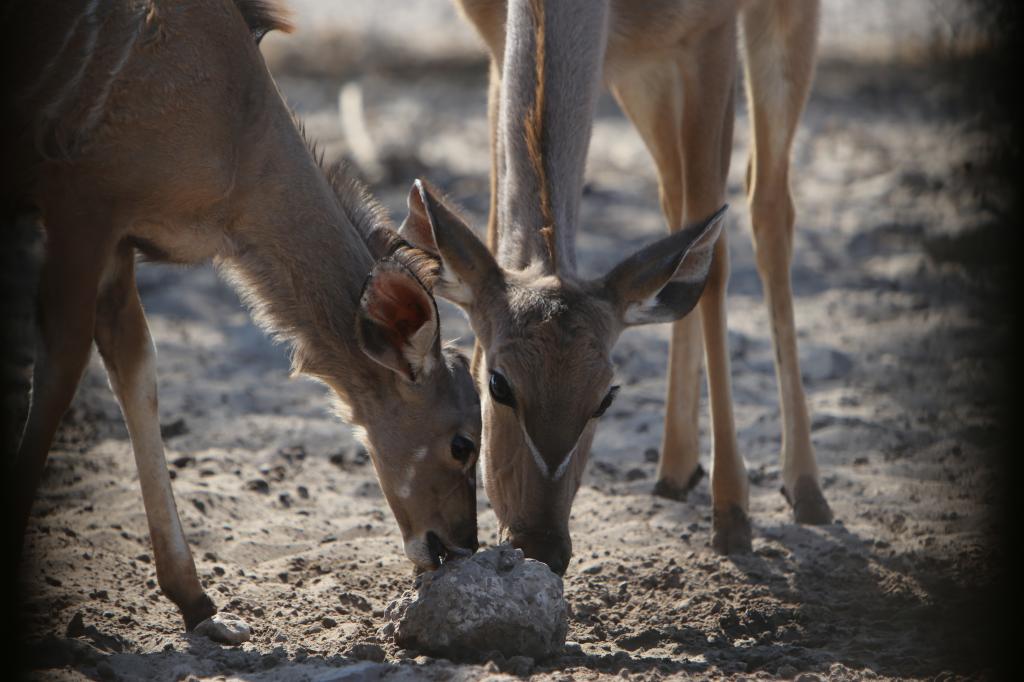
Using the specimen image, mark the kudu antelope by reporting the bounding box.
[400,0,833,572]
[2,0,480,641]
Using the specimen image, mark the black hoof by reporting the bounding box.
[781,474,833,525]
[181,592,218,632]
[711,505,752,554]
[652,463,705,501]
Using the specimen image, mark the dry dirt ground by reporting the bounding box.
[10,3,1012,681]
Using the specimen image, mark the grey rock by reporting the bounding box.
[504,655,534,676]
[346,642,386,662]
[383,544,568,661]
[317,661,393,681]
[193,613,251,645]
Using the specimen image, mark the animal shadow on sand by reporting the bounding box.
[725,522,999,679]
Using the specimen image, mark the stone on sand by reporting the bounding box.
[382,544,568,660]
[194,613,251,645]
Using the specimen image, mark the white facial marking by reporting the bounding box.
[520,421,584,482]
[395,458,420,500]
[520,422,551,480]
[552,436,581,482]
[396,481,413,500]
[412,446,428,462]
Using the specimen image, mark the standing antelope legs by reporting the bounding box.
[741,0,831,523]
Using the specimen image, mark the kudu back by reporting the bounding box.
[3,0,480,639]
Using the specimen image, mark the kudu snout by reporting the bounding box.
[509,529,572,576]
[420,523,478,571]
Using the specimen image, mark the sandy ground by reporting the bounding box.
[12,2,1011,680]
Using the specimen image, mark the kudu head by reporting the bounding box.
[349,258,481,572]
[399,180,725,574]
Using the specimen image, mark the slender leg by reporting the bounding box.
[94,251,249,641]
[10,224,105,559]
[611,62,706,500]
[93,250,225,632]
[678,23,751,553]
[740,0,831,523]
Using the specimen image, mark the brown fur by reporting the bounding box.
[6,0,480,635]
[323,161,440,291]
[448,0,832,567]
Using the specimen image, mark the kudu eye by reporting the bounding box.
[450,434,475,464]
[488,371,516,408]
[593,385,620,419]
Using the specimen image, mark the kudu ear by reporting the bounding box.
[356,260,441,382]
[398,179,500,307]
[600,205,728,327]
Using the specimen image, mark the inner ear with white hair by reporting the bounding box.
[599,205,728,326]
[356,260,441,382]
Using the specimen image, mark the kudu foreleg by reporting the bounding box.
[93,251,218,631]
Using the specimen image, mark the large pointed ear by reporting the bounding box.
[398,179,500,307]
[356,260,441,382]
[599,205,727,327]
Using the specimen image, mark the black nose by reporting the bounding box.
[456,524,479,554]
[510,531,572,575]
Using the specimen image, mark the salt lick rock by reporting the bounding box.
[382,544,568,660]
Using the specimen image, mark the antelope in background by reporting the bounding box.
[2,0,480,642]
[400,0,833,572]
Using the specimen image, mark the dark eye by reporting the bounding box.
[450,434,475,464]
[488,371,516,408]
[593,385,620,418]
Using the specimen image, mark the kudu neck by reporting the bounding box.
[494,0,610,277]
[218,117,393,413]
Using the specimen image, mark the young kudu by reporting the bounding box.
[402,0,833,572]
[2,0,480,641]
